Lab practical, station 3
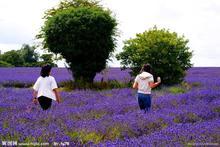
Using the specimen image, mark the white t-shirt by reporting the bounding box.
[134,72,154,94]
[33,76,58,101]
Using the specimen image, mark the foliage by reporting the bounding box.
[43,0,101,20]
[39,54,57,67]
[116,26,193,85]
[38,0,117,83]
[20,44,38,66]
[2,81,32,88]
[59,80,131,91]
[68,131,103,144]
[0,60,13,67]
[168,86,186,94]
[0,50,24,67]
[0,44,57,67]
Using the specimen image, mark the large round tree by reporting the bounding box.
[116,26,193,85]
[38,0,117,83]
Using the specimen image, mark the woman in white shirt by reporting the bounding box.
[133,64,161,113]
[33,64,61,110]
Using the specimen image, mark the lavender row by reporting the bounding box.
[1,67,220,145]
[0,67,131,85]
[0,86,219,145]
[100,118,220,146]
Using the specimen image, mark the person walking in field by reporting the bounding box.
[32,64,61,110]
[133,64,161,113]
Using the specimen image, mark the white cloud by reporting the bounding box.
[0,43,22,52]
[0,0,220,67]
[102,0,220,67]
[0,0,59,47]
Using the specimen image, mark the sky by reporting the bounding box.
[0,0,220,67]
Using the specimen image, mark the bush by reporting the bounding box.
[168,86,186,94]
[1,81,32,88]
[59,80,131,91]
[116,26,193,85]
[0,61,13,67]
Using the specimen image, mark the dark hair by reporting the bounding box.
[140,64,152,74]
[40,64,52,78]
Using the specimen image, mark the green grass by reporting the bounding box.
[3,120,9,129]
[168,86,186,94]
[1,81,33,88]
[213,106,220,113]
[67,131,103,144]
[60,80,132,91]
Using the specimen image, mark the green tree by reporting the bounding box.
[0,50,24,67]
[20,44,39,66]
[116,26,193,85]
[39,54,57,67]
[44,0,100,19]
[0,60,13,67]
[38,0,117,83]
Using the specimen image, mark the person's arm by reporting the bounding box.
[133,76,139,89]
[51,77,61,103]
[149,77,161,88]
[32,77,40,104]
[132,82,138,89]
[32,90,38,104]
[149,82,160,88]
[53,88,61,103]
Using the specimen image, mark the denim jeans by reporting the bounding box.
[137,93,151,112]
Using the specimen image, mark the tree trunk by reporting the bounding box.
[72,70,96,88]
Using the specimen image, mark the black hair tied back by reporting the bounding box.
[40,64,52,78]
[141,64,152,74]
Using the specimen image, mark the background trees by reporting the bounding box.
[1,0,193,86]
[0,60,13,67]
[116,26,193,85]
[20,44,38,66]
[0,50,24,67]
[0,44,57,67]
[38,0,117,83]
[40,54,57,67]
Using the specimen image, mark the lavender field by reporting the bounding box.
[0,68,131,86]
[0,67,220,146]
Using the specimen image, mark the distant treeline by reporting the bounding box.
[0,44,57,67]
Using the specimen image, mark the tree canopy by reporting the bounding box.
[0,44,57,67]
[20,44,38,66]
[116,26,193,85]
[38,0,117,83]
[0,50,24,67]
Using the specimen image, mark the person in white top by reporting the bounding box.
[33,64,61,110]
[133,64,161,113]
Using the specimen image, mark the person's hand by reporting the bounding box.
[32,98,38,104]
[56,97,61,103]
[157,77,161,83]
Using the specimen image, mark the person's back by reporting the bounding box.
[133,64,161,113]
[34,76,57,101]
[33,64,61,110]
[135,72,154,94]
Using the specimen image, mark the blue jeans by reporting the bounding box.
[138,93,151,112]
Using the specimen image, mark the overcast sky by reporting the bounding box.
[0,0,220,67]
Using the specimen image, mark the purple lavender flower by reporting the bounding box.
[0,67,220,145]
